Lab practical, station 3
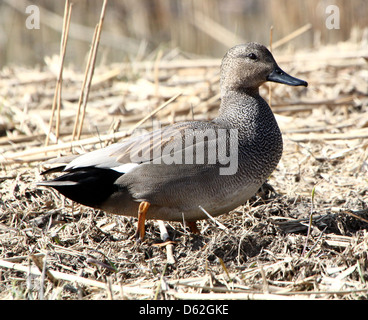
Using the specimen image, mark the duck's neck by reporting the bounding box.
[220,85,260,99]
[216,87,267,125]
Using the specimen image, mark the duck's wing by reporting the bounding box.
[42,120,235,175]
[59,122,205,169]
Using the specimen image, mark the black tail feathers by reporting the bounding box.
[38,167,123,208]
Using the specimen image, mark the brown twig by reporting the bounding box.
[73,0,108,142]
[45,0,72,146]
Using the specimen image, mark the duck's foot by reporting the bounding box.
[134,201,150,242]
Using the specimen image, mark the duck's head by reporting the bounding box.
[220,42,308,96]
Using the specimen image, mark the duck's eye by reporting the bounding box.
[247,53,257,60]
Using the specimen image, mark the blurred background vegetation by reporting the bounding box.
[0,0,367,68]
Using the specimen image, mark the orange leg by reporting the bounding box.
[186,221,200,234]
[135,201,150,242]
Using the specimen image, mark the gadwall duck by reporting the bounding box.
[39,42,307,241]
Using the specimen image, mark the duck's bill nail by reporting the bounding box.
[267,67,308,87]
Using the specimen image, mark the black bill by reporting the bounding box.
[267,66,308,87]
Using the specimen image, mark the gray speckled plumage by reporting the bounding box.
[38,42,307,236]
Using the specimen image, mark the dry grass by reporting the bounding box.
[1,25,368,299]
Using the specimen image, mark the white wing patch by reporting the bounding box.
[112,162,139,173]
